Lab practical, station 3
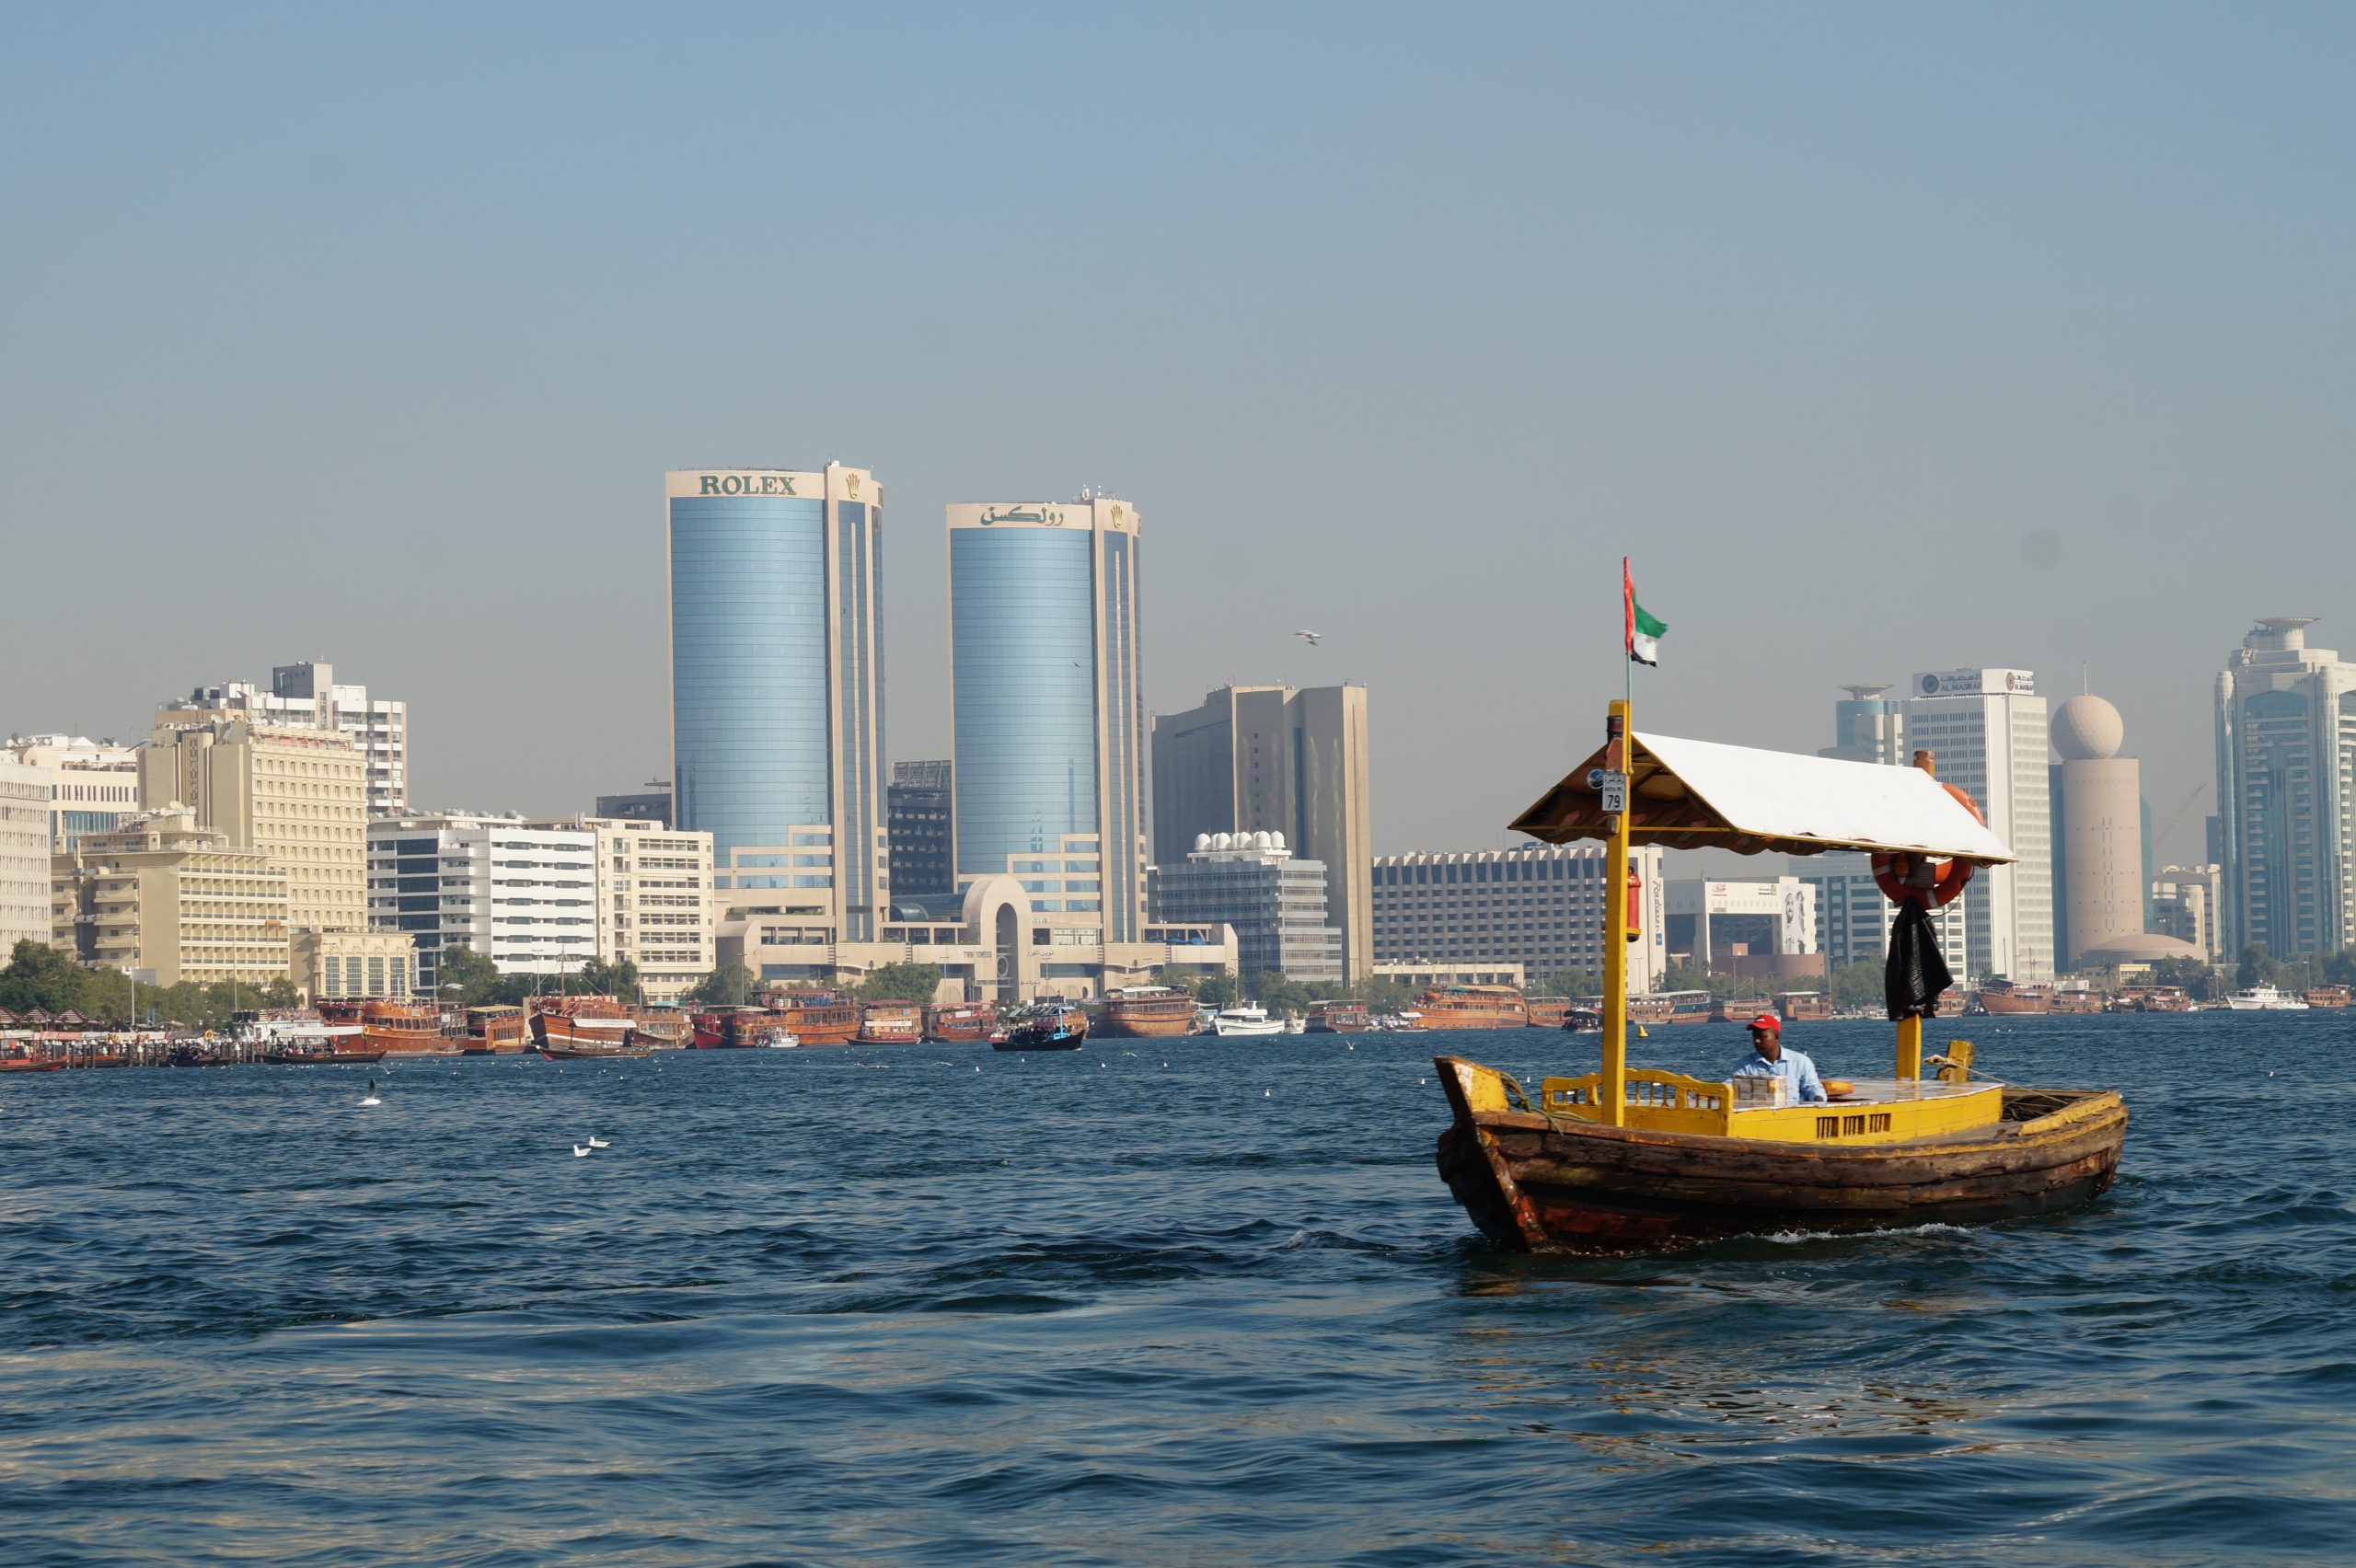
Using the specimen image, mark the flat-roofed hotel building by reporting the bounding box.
[667,467,888,944]
[948,498,1147,941]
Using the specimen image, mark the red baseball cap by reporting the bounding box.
[1748,1013,1782,1032]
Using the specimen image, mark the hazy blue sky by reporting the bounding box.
[6,4,2351,867]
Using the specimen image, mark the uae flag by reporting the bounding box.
[1623,559,1667,667]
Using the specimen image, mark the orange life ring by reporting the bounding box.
[1874,783,1983,907]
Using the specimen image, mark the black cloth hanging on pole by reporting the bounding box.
[1885,900,1953,1020]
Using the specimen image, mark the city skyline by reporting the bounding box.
[7,8,2355,869]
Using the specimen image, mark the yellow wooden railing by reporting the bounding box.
[1542,1068,1734,1136]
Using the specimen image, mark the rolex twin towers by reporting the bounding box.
[665,467,1155,988]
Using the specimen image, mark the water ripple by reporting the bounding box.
[4,1017,2355,1563]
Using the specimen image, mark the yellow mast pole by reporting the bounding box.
[1601,699,1631,1125]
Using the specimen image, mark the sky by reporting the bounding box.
[5,4,2352,870]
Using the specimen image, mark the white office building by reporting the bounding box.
[1150,831,1344,985]
[367,814,596,992]
[1900,669,2053,982]
[2213,617,2356,957]
[527,815,716,1001]
[1370,842,1669,993]
[0,759,52,952]
[1666,878,1819,968]
[1796,853,1970,974]
[1,734,142,848]
[185,662,409,816]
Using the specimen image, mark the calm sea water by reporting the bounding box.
[2,1014,2350,1566]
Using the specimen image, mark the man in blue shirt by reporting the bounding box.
[1730,1013,1826,1103]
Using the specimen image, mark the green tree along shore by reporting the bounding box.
[435,947,643,1008]
[0,939,300,1030]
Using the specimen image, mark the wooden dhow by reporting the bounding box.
[924,1001,1003,1043]
[529,995,636,1052]
[1101,986,1198,1038]
[855,1002,925,1045]
[1434,700,2127,1253]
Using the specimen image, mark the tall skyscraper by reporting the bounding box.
[667,466,887,943]
[2213,617,2356,957]
[2050,690,2143,969]
[947,497,1146,941]
[183,663,409,816]
[1900,669,2053,982]
[1819,683,1906,764]
[1151,683,1372,982]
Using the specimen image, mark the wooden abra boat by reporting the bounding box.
[1774,991,1833,1023]
[1433,701,2128,1253]
[264,1045,387,1065]
[1101,986,1197,1038]
[1306,999,1372,1033]
[996,1003,1088,1051]
[1436,1060,2125,1251]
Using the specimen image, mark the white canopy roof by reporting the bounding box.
[1510,731,2017,864]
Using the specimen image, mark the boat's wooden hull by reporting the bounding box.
[1434,1057,2126,1253]
[1101,1007,1195,1038]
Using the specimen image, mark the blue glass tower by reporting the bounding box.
[948,498,1147,941]
[668,466,886,941]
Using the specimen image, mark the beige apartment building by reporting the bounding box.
[1,759,52,953]
[291,928,416,1000]
[529,816,716,1001]
[52,809,291,986]
[142,712,368,937]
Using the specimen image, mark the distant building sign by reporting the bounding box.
[697,474,798,496]
[1915,670,2035,698]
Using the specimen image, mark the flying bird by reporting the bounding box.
[1295,629,1322,645]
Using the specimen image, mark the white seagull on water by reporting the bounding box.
[573,1144,593,1158]
[586,1136,609,1149]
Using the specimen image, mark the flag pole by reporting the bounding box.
[1601,555,1633,1126]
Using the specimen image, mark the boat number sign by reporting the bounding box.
[1588,768,1628,814]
